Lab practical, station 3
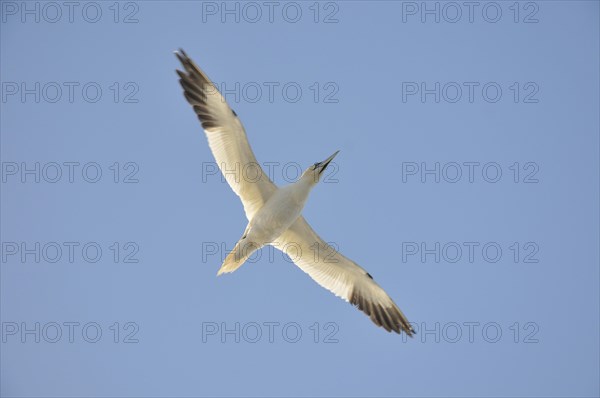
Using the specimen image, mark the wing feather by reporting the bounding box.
[273,217,415,335]
[175,50,276,219]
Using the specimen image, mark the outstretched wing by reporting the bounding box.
[175,49,277,220]
[273,217,415,335]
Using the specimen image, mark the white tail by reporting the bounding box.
[217,237,262,275]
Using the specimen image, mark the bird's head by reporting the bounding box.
[300,150,340,185]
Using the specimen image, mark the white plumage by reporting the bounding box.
[176,49,414,335]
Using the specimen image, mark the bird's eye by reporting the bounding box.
[313,162,320,170]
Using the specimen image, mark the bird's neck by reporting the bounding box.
[289,176,315,206]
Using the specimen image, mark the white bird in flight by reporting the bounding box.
[175,49,415,335]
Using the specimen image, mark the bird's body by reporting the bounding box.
[220,155,336,274]
[247,178,313,244]
[176,49,415,335]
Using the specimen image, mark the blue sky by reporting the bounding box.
[1,1,599,396]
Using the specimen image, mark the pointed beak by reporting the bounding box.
[316,150,340,175]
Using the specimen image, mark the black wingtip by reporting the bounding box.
[174,49,189,66]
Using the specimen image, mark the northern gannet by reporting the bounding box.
[175,50,415,335]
